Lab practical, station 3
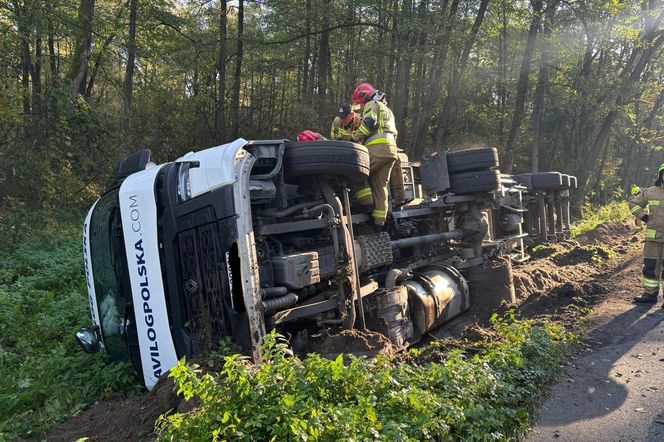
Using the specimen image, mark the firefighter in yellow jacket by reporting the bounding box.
[630,165,664,303]
[352,83,399,228]
[330,103,362,141]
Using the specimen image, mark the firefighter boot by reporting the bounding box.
[634,293,658,303]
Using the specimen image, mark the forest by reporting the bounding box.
[2,1,664,440]
[1,0,663,217]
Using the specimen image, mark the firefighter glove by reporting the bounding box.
[641,214,650,223]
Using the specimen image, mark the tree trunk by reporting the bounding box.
[69,0,95,102]
[216,0,228,143]
[16,0,33,115]
[410,0,459,159]
[502,0,543,174]
[302,0,312,100]
[393,0,412,126]
[386,0,399,95]
[85,33,115,97]
[121,0,138,133]
[45,0,58,88]
[643,88,664,131]
[497,0,508,144]
[342,0,356,99]
[231,0,244,139]
[591,137,612,198]
[317,0,331,126]
[530,0,558,172]
[32,0,42,116]
[376,0,385,88]
[433,0,490,150]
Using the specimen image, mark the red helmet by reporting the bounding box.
[297,130,323,143]
[353,83,377,108]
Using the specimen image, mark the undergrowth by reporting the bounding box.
[158,314,578,441]
[0,221,141,440]
[570,201,631,237]
[532,243,615,265]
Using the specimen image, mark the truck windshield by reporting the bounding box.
[89,189,133,362]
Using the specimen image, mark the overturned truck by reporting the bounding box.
[78,139,575,389]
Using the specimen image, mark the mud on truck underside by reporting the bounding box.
[78,138,576,390]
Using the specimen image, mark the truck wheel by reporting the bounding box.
[446,147,499,173]
[284,141,370,182]
[531,172,563,190]
[449,169,501,194]
[466,259,516,307]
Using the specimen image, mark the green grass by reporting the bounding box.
[157,314,578,441]
[0,220,141,440]
[570,201,632,237]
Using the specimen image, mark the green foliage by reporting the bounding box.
[0,221,141,441]
[158,315,577,441]
[3,0,664,211]
[532,243,615,265]
[531,244,559,259]
[570,201,632,237]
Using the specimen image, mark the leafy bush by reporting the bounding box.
[158,314,577,441]
[571,201,632,237]
[0,223,141,440]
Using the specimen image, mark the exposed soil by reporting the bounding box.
[304,328,395,359]
[46,377,182,442]
[44,221,644,442]
[514,221,641,321]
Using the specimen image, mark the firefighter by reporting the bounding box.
[330,103,362,141]
[630,165,664,303]
[352,83,399,228]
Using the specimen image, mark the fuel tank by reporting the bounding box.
[403,266,470,336]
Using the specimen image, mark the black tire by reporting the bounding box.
[449,169,501,194]
[531,172,563,190]
[283,141,370,182]
[466,259,516,306]
[446,147,499,173]
[561,174,570,189]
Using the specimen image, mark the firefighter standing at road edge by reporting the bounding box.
[630,165,664,303]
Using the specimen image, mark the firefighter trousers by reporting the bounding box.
[642,241,664,295]
[368,143,398,226]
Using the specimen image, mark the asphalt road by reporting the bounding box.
[528,291,664,441]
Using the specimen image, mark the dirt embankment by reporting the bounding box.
[45,222,642,442]
[514,222,641,319]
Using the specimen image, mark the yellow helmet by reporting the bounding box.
[659,164,664,176]
[631,185,641,196]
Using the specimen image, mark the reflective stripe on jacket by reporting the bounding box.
[353,100,397,145]
[630,185,664,242]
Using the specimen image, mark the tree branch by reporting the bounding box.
[156,19,198,43]
[261,22,385,45]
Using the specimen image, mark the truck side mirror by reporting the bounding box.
[76,327,102,354]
